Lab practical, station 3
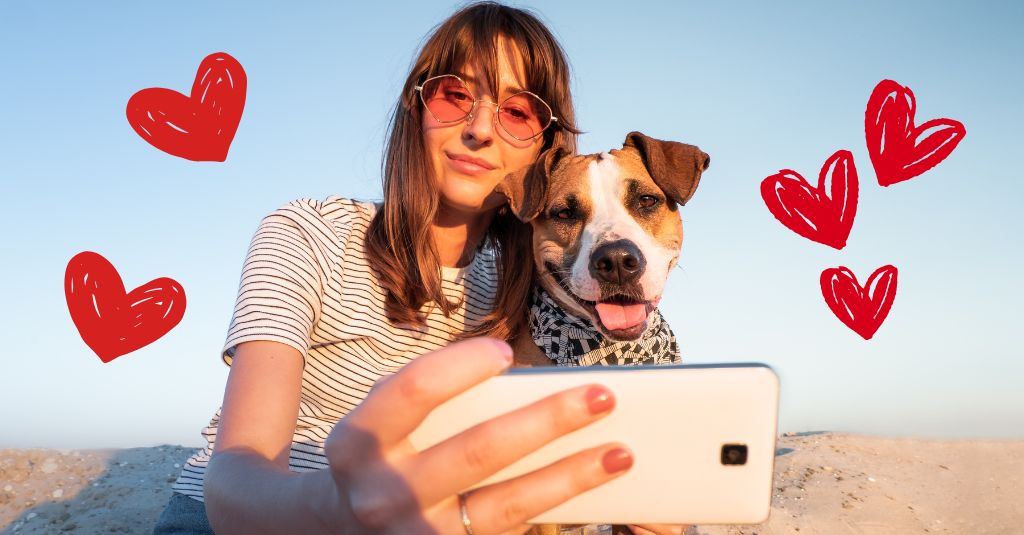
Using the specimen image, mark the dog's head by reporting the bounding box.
[501,131,710,341]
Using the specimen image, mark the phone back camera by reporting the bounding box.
[721,444,748,465]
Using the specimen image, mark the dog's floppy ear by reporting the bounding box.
[623,131,710,206]
[499,147,565,221]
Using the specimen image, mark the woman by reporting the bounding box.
[154,3,686,534]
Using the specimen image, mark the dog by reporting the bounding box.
[502,131,710,369]
[501,131,709,535]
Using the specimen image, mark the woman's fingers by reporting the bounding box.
[427,443,634,535]
[339,337,513,447]
[322,337,652,534]
[408,383,616,506]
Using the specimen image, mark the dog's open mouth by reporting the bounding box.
[544,262,657,340]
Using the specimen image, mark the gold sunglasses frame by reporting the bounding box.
[415,74,559,141]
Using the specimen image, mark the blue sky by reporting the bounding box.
[1,1,1021,448]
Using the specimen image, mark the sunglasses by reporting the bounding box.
[415,74,558,141]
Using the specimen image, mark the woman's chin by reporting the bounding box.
[437,187,506,215]
[437,196,495,218]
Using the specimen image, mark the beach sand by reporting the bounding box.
[1,433,1021,534]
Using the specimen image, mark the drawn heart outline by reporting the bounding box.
[761,150,859,250]
[65,251,186,363]
[126,52,247,162]
[865,79,965,186]
[820,265,898,340]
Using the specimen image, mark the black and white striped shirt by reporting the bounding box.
[171,196,499,502]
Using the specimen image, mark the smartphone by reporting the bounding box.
[407,363,780,525]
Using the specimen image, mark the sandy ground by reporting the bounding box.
[1,433,1021,534]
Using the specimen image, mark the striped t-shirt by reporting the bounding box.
[171,196,499,502]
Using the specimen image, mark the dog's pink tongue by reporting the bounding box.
[595,302,648,331]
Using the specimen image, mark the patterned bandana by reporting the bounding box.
[529,285,681,367]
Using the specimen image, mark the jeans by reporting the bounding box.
[152,492,216,535]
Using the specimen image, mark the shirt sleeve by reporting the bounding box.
[221,200,330,367]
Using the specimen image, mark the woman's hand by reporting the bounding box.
[320,337,632,534]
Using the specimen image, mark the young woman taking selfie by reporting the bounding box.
[153,3,687,534]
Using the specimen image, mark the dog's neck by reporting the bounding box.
[529,286,681,367]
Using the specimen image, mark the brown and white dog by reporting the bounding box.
[502,131,710,368]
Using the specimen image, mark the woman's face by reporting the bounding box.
[422,47,546,218]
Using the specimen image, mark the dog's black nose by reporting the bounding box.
[590,240,646,284]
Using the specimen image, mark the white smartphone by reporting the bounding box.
[408,363,780,526]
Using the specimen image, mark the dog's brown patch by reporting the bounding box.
[607,147,683,254]
[531,152,598,284]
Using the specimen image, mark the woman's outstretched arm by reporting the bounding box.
[205,337,632,535]
[204,339,339,533]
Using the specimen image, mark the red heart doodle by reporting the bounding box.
[64,251,186,363]
[820,265,898,340]
[761,150,859,250]
[126,52,246,162]
[865,79,965,186]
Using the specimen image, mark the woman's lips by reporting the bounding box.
[446,152,496,176]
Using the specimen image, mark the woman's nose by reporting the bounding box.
[463,100,498,143]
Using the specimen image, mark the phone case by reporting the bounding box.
[408,363,780,525]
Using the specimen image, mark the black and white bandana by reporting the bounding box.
[529,286,680,367]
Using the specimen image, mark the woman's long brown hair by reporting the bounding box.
[365,1,578,342]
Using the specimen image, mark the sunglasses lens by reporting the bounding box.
[499,93,552,140]
[420,76,474,122]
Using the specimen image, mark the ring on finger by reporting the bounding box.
[458,491,475,535]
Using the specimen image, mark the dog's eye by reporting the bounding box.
[638,195,660,209]
[554,208,575,220]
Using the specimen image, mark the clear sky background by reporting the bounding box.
[1,1,1021,448]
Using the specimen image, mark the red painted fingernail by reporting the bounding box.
[602,447,634,474]
[586,386,615,415]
